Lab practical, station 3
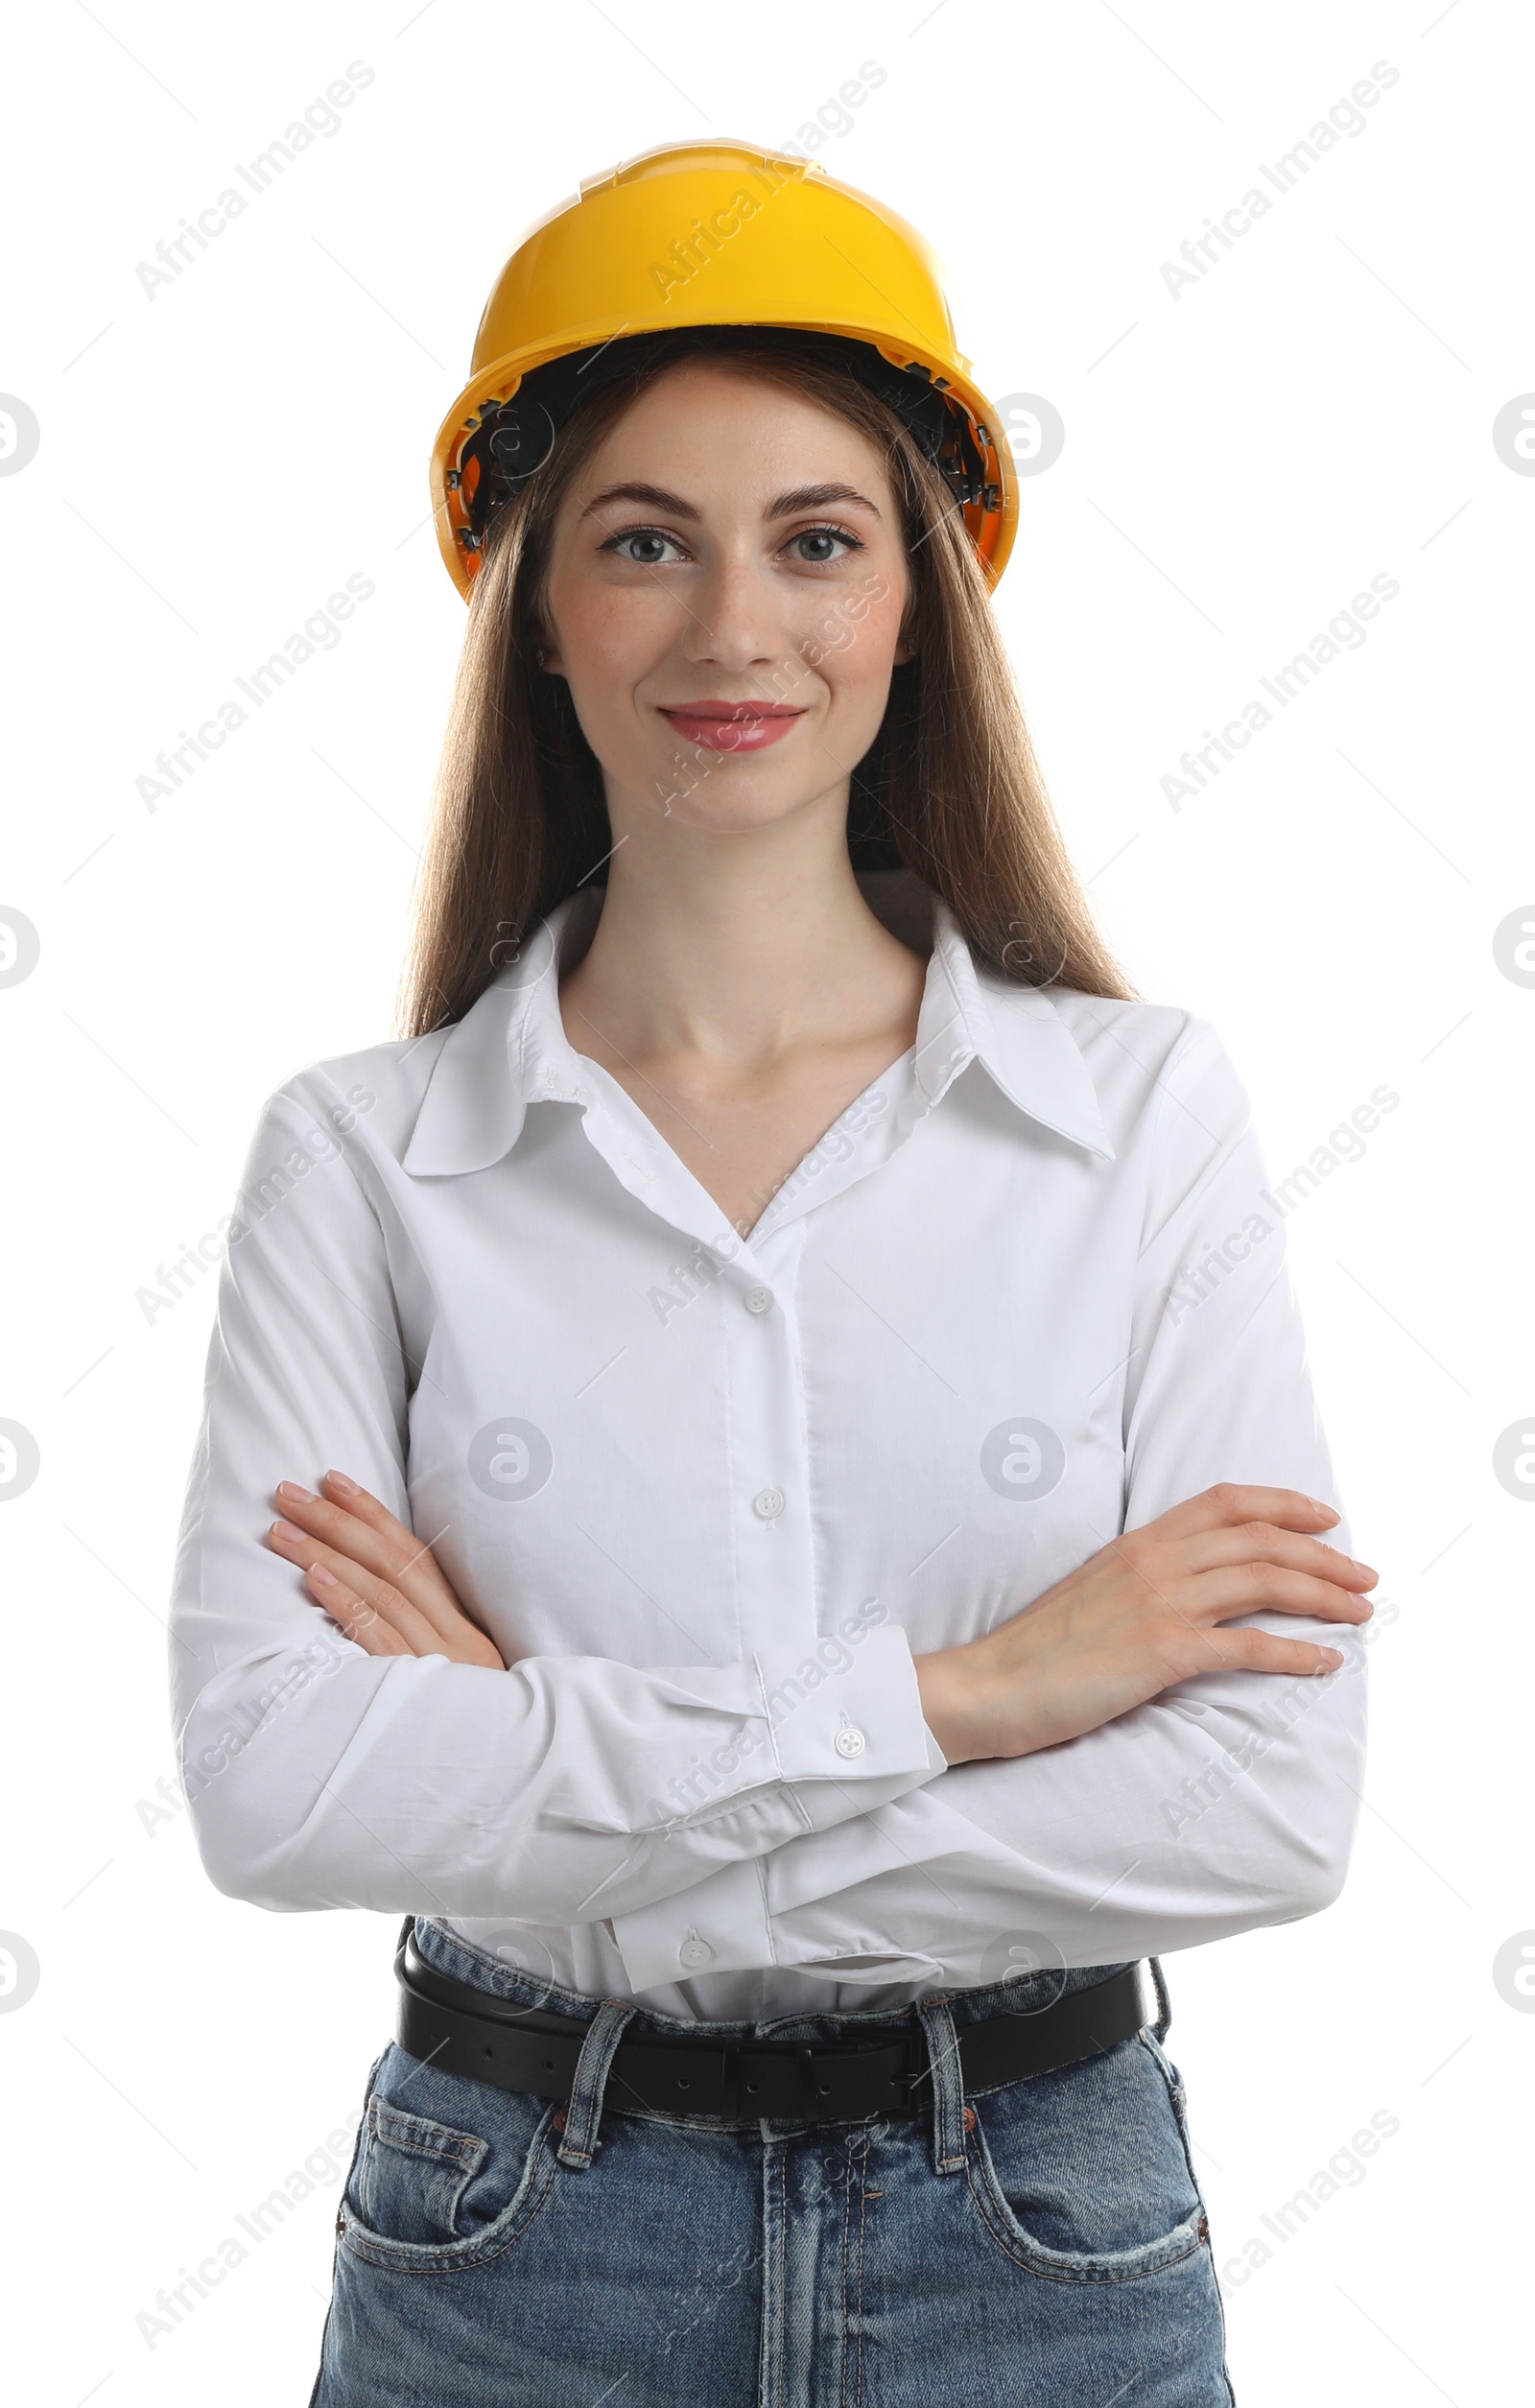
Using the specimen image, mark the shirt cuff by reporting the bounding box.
[610,1854,774,1993]
[754,1624,937,1814]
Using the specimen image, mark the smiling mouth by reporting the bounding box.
[657,701,807,753]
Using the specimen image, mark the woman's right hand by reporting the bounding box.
[913,1485,1375,1767]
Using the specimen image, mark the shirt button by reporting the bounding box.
[744,1285,773,1315]
[752,1487,785,1521]
[834,1726,867,1759]
[679,1936,714,1969]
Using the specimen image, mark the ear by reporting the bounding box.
[892,630,917,667]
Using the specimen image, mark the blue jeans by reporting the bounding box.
[311,1920,1233,2406]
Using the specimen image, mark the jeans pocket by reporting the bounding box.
[352,2097,489,2245]
[967,2035,1210,2283]
[338,2043,560,2274]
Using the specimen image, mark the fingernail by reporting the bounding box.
[276,1481,316,1502]
[325,1470,359,1495]
[1353,1560,1378,1580]
[1323,1648,1343,1666]
[1311,1498,1338,1518]
[309,1564,338,1587]
[270,1519,303,1541]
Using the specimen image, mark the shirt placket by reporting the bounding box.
[719,1215,815,1666]
[564,1074,823,1664]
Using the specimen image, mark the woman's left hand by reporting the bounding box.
[266,1471,507,1667]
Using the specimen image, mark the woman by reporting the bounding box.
[170,143,1374,2406]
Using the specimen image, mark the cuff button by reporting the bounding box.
[679,1935,714,1969]
[834,1725,867,1759]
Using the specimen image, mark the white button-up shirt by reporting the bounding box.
[169,871,1366,2018]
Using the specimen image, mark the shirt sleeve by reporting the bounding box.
[168,1076,943,1926]
[609,1020,1370,1994]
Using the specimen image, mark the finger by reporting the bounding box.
[1181,1524,1377,1586]
[316,1555,444,1655]
[1206,1626,1347,1679]
[272,1479,460,1623]
[1141,1485,1341,1544]
[267,1521,445,1655]
[307,1564,412,1658]
[1188,1565,1374,1624]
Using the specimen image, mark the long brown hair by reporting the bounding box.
[396,331,1132,1035]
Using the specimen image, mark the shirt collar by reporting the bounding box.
[400,873,1114,1176]
[919,897,1116,1160]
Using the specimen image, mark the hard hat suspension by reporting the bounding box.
[450,329,1002,559]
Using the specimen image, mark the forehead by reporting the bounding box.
[571,359,894,504]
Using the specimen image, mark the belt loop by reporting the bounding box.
[555,2000,636,2170]
[913,1995,966,2175]
[1147,1956,1172,2043]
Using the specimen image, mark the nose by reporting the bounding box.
[680,552,783,681]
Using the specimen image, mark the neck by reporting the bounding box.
[559,790,926,1077]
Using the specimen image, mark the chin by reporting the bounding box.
[653,784,812,835]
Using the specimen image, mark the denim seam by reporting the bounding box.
[838,2132,855,2408]
[1138,2030,1207,2215]
[850,2126,871,2408]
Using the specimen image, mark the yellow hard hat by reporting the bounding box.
[429,139,1017,599]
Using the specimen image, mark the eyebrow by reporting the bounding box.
[579,479,883,524]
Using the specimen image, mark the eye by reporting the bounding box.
[599,527,689,566]
[784,523,863,565]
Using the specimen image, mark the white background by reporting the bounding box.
[1,2,1528,2400]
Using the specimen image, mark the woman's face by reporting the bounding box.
[539,361,912,837]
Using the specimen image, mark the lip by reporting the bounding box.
[658,700,807,753]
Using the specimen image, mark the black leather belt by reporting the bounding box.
[393,1920,1153,2125]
